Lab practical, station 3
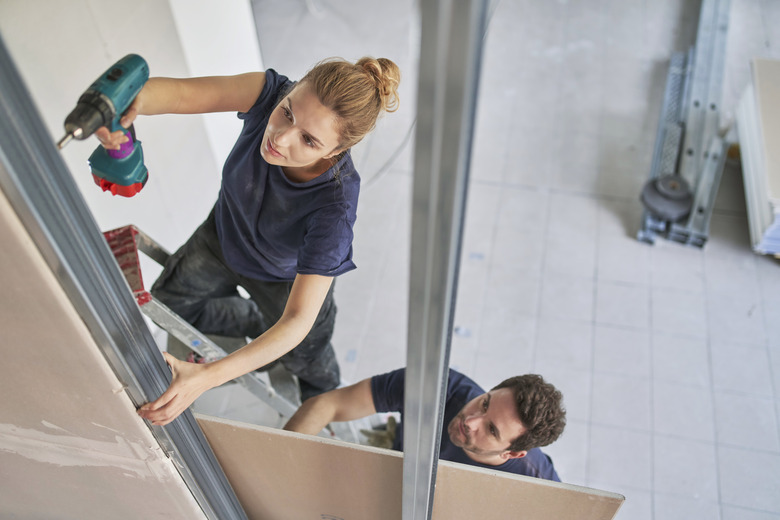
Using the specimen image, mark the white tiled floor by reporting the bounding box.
[192,1,780,518]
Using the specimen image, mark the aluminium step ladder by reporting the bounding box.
[103,224,383,443]
[638,0,732,247]
[102,224,301,420]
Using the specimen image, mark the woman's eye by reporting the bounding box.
[303,135,315,147]
[283,107,292,120]
[482,398,488,411]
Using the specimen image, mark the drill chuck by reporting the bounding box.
[60,91,116,145]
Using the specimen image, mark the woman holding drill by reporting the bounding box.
[98,57,401,426]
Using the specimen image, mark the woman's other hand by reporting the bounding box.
[136,351,212,426]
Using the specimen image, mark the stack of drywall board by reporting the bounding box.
[736,58,780,256]
[197,415,625,520]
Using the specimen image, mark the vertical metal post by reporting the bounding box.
[403,1,487,519]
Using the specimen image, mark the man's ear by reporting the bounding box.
[502,450,527,460]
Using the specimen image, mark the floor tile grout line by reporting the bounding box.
[465,69,520,382]
[702,253,725,517]
[756,258,780,457]
[751,226,780,453]
[345,172,410,381]
[633,15,660,502]
[557,0,606,491]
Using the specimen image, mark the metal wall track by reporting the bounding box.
[0,34,248,520]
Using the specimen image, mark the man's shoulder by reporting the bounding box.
[369,368,485,407]
[371,368,405,387]
[446,369,482,390]
[502,448,560,482]
[370,368,407,413]
[445,369,484,405]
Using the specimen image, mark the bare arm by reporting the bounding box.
[137,273,333,426]
[97,72,266,148]
[283,378,377,435]
[131,72,266,116]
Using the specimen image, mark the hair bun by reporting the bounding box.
[358,57,400,113]
[301,56,402,149]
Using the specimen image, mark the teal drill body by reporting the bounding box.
[58,54,150,197]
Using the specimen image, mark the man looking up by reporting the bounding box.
[284,367,566,481]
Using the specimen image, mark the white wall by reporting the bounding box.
[169,0,264,171]
[0,0,262,258]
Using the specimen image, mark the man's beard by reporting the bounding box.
[447,414,507,457]
[447,415,467,448]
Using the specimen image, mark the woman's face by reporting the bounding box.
[261,83,342,174]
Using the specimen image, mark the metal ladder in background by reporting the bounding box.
[638,0,732,247]
[103,224,302,420]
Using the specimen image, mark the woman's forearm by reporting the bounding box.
[203,312,312,388]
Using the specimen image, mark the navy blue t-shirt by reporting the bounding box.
[371,368,561,481]
[214,69,360,282]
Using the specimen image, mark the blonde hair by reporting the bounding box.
[299,56,400,151]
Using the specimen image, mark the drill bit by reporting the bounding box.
[56,133,73,150]
[56,126,85,150]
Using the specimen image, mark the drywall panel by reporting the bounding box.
[753,58,780,202]
[434,464,623,520]
[197,415,624,520]
[737,59,780,255]
[0,188,206,519]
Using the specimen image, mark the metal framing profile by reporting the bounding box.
[404,1,487,518]
[0,35,247,520]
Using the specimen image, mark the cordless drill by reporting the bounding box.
[57,54,150,197]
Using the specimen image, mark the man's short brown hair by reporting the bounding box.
[492,374,566,452]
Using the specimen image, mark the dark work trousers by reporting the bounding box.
[150,209,340,401]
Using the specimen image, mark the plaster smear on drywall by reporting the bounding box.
[0,186,206,519]
[0,422,175,482]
